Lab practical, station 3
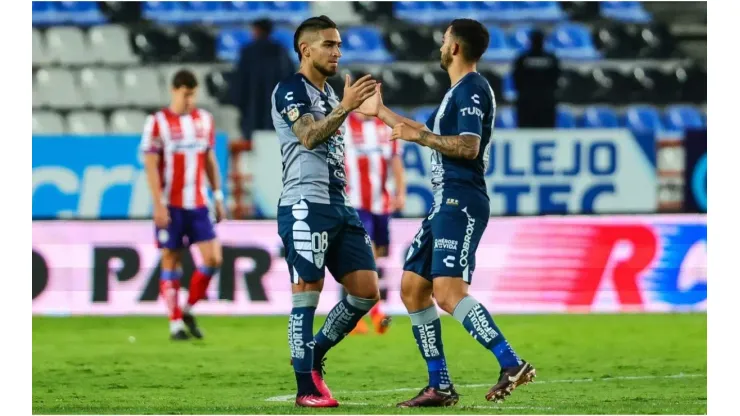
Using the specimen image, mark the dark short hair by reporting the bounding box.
[448,19,490,62]
[171,69,198,89]
[252,18,274,36]
[293,15,338,61]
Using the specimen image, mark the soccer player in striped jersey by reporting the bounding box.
[140,70,226,341]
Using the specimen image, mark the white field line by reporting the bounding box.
[264,372,705,405]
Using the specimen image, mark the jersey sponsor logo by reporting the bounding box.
[434,238,458,251]
[467,304,499,343]
[460,107,484,119]
[471,94,480,104]
[417,323,441,359]
[285,92,294,101]
[157,229,169,244]
[443,255,456,268]
[460,207,475,267]
[288,107,300,122]
[446,198,459,206]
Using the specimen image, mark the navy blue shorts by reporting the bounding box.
[356,209,391,250]
[278,200,377,283]
[156,206,216,250]
[403,199,488,283]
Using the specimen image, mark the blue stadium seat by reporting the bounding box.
[216,28,252,62]
[496,107,518,129]
[428,2,476,23]
[57,1,106,25]
[664,105,705,130]
[342,27,393,63]
[502,72,517,102]
[271,27,298,63]
[473,2,518,22]
[143,1,185,24]
[510,25,534,53]
[413,106,437,125]
[394,1,433,24]
[600,1,651,23]
[547,23,600,60]
[516,1,565,22]
[624,105,664,132]
[265,1,310,24]
[33,2,64,25]
[556,108,577,128]
[180,1,226,24]
[225,1,266,22]
[483,26,516,62]
[580,106,619,128]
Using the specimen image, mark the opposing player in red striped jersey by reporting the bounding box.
[344,111,406,334]
[140,70,226,340]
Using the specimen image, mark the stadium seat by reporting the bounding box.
[561,1,601,21]
[420,69,448,104]
[580,106,619,128]
[556,107,577,128]
[547,23,600,60]
[664,105,705,130]
[179,1,226,24]
[109,109,149,134]
[173,27,216,62]
[120,67,166,107]
[483,26,516,62]
[98,1,142,23]
[495,107,517,129]
[412,106,437,125]
[473,1,518,22]
[206,70,234,104]
[66,111,108,134]
[557,70,595,104]
[224,1,266,23]
[46,27,95,66]
[352,1,395,23]
[394,2,433,24]
[33,111,66,134]
[591,68,635,104]
[271,27,297,63]
[142,1,185,24]
[264,1,311,24]
[88,25,139,65]
[631,68,678,104]
[510,25,534,53]
[624,105,664,132]
[517,2,565,22]
[35,68,86,109]
[675,65,707,103]
[57,1,107,25]
[502,72,517,102]
[593,25,639,59]
[216,28,252,62]
[33,1,64,26]
[383,27,436,61]
[600,1,651,23]
[428,2,476,23]
[342,27,393,63]
[130,27,178,63]
[636,24,677,59]
[32,29,52,67]
[78,68,123,108]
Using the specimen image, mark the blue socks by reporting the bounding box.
[313,295,377,365]
[453,296,522,369]
[410,305,452,389]
[289,292,319,395]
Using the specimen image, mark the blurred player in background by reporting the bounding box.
[140,70,226,341]
[343,111,406,335]
[271,15,381,408]
[361,19,535,407]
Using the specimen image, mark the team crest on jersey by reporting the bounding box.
[314,252,325,268]
[288,107,300,122]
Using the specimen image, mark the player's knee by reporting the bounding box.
[347,285,380,302]
[432,288,467,315]
[203,252,222,268]
[160,250,180,270]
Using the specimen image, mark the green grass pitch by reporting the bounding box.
[33,313,706,414]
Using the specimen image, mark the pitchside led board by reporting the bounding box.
[249,129,658,218]
[31,134,229,219]
[32,216,706,316]
[683,129,707,213]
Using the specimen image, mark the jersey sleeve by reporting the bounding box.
[274,81,312,128]
[425,109,437,131]
[455,85,486,138]
[207,111,216,150]
[140,114,162,153]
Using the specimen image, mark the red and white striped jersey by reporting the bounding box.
[344,113,399,215]
[140,108,216,209]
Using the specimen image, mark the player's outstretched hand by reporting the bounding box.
[153,203,170,228]
[215,202,227,223]
[391,122,422,143]
[341,74,377,111]
[356,83,382,116]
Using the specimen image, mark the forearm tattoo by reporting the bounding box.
[291,105,349,150]
[417,130,481,160]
